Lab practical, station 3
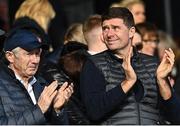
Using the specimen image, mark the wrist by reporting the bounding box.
[157,77,172,100]
[121,79,136,93]
[37,103,46,114]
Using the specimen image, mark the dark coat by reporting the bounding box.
[80,49,178,124]
[0,59,67,125]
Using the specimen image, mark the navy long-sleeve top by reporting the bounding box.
[80,57,180,124]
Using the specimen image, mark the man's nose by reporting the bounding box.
[107,29,115,37]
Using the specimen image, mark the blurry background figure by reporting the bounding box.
[158,30,180,94]
[14,0,55,51]
[111,0,146,24]
[83,14,107,55]
[58,50,90,124]
[8,0,94,51]
[136,22,159,56]
[64,23,86,45]
[0,0,9,31]
[15,0,55,33]
[39,47,89,124]
[46,22,87,64]
[158,30,177,61]
[132,26,142,51]
[0,0,8,53]
[48,0,94,50]
[0,28,5,53]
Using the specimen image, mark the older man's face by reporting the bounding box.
[11,48,41,78]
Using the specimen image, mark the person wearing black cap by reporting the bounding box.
[0,29,73,125]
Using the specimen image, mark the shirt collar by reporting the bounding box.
[14,73,37,87]
[108,46,141,63]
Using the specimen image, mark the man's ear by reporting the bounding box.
[5,51,15,63]
[100,32,105,43]
[129,26,136,38]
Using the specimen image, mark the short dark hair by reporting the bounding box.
[102,7,135,28]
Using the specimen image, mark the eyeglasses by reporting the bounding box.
[143,39,159,44]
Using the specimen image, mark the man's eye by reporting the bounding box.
[113,26,120,31]
[102,26,109,31]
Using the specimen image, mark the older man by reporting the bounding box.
[0,29,73,124]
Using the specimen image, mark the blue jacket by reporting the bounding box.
[0,59,68,125]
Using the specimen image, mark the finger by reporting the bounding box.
[65,88,72,97]
[41,86,48,95]
[64,90,71,100]
[59,82,68,92]
[160,53,167,64]
[128,46,133,57]
[127,46,133,64]
[166,56,174,66]
[45,80,58,96]
[168,48,174,53]
[53,93,59,104]
[47,80,58,90]
[165,48,175,59]
[49,90,58,102]
[68,84,74,93]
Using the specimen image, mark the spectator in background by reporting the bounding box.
[48,0,94,50]
[132,26,143,51]
[46,22,87,64]
[58,50,90,124]
[0,0,9,31]
[39,45,89,124]
[158,31,177,61]
[83,14,107,55]
[0,28,5,53]
[13,0,55,51]
[64,23,86,45]
[0,29,73,125]
[158,30,180,94]
[136,22,159,56]
[111,0,146,24]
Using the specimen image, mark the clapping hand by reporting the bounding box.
[122,46,137,84]
[121,46,137,93]
[157,48,175,80]
[53,82,74,112]
[156,48,175,100]
[38,81,58,113]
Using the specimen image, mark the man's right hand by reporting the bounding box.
[37,81,58,113]
[121,46,137,93]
